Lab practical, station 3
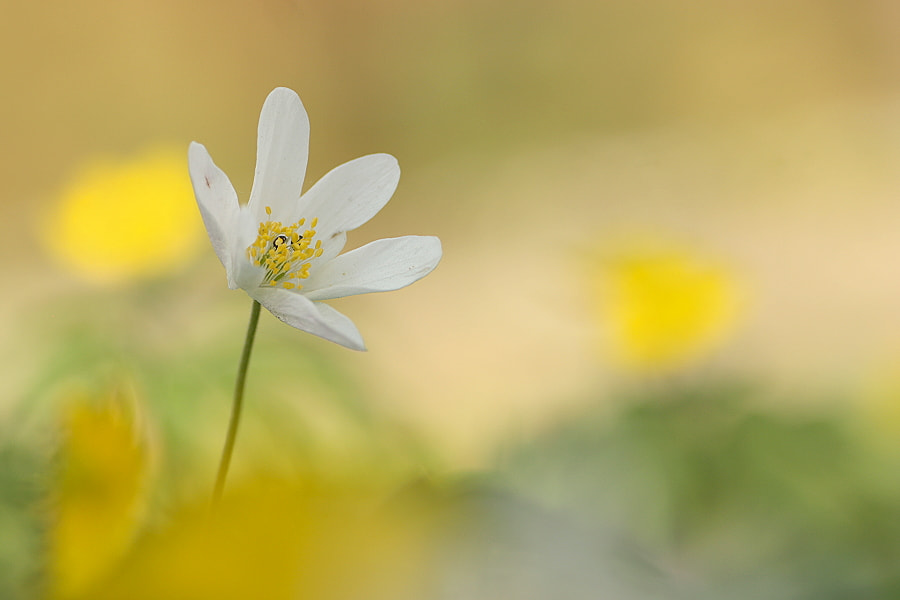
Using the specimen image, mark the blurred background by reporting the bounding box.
[3,0,900,598]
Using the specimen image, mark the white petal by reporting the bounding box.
[230,203,271,291]
[304,236,442,301]
[305,231,348,282]
[253,288,367,351]
[293,154,400,241]
[248,87,310,223]
[188,142,240,287]
[318,231,347,264]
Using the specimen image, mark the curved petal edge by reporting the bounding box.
[255,288,367,351]
[248,87,311,223]
[188,142,239,286]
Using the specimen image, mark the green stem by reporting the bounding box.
[212,299,262,505]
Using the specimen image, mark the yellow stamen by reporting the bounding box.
[246,212,322,290]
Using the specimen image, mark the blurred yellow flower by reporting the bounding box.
[591,237,745,373]
[44,148,202,283]
[48,391,152,599]
[857,358,900,447]
[63,475,432,600]
[43,389,433,600]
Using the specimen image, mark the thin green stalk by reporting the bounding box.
[212,299,262,505]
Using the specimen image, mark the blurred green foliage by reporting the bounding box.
[501,382,900,598]
[0,438,47,600]
[5,358,900,598]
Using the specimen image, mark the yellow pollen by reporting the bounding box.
[246,213,322,290]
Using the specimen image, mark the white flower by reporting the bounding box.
[188,87,442,351]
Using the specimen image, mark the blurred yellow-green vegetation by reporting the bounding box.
[3,1,900,598]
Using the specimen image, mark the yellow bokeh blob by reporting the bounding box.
[65,475,432,600]
[591,237,746,373]
[856,358,900,447]
[49,392,151,600]
[44,148,202,283]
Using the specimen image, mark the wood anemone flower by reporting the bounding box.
[189,87,442,350]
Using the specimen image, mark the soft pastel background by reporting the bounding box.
[3,1,900,598]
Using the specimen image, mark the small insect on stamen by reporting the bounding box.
[272,234,289,249]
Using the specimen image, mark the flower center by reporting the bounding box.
[247,206,323,289]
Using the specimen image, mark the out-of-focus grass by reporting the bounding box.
[7,373,900,598]
[500,381,900,598]
[15,282,434,500]
[0,438,46,599]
